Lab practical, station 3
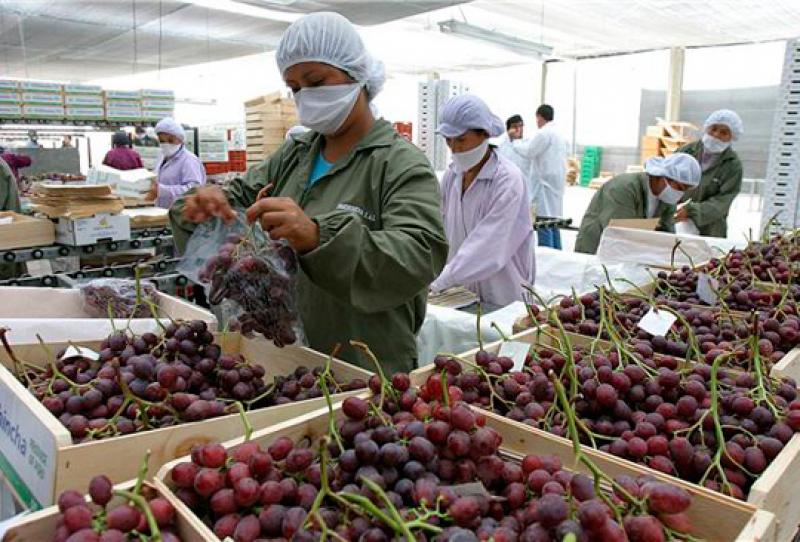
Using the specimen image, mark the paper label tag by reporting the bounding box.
[0,216,13,225]
[638,308,677,337]
[498,341,530,372]
[60,345,100,361]
[696,273,719,305]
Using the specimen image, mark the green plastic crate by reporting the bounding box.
[579,146,603,186]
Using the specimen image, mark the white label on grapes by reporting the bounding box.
[498,341,529,372]
[638,308,677,337]
[696,273,719,305]
[60,345,100,361]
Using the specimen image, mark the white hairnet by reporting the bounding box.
[285,125,310,140]
[276,12,385,101]
[645,154,701,187]
[436,94,504,139]
[704,109,744,140]
[155,117,186,142]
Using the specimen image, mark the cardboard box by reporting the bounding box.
[63,83,102,95]
[140,88,175,99]
[21,105,64,119]
[0,212,55,250]
[607,218,659,230]
[0,92,20,104]
[65,107,104,120]
[19,81,62,93]
[55,213,131,246]
[21,92,63,105]
[141,98,174,109]
[199,151,228,162]
[0,79,19,91]
[64,94,103,106]
[141,109,170,121]
[0,104,22,117]
[104,89,141,100]
[199,141,228,152]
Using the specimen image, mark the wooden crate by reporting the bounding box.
[154,398,774,542]
[0,212,55,250]
[412,328,800,542]
[0,482,206,541]
[0,333,371,510]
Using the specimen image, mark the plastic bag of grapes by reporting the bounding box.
[79,278,159,318]
[178,215,305,347]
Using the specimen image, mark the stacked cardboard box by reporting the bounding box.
[20,81,64,119]
[244,92,297,168]
[64,83,104,120]
[198,129,229,163]
[105,90,142,122]
[0,79,21,118]
[141,89,175,122]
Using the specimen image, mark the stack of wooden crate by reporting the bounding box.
[244,92,298,168]
[639,120,698,164]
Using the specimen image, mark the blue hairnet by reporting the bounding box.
[645,154,701,187]
[276,12,385,101]
[704,109,743,140]
[436,94,504,138]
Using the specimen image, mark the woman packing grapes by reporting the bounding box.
[170,12,448,373]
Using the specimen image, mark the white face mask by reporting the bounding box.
[702,133,730,154]
[452,140,489,173]
[658,183,684,205]
[294,83,363,135]
[160,143,181,158]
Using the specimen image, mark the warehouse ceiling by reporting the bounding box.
[406,0,800,59]
[1,0,799,82]
[0,0,468,81]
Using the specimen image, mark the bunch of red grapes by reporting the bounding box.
[551,291,800,369]
[15,320,364,443]
[200,232,301,347]
[52,476,180,542]
[168,373,695,542]
[428,342,800,501]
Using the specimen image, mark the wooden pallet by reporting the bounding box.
[0,333,371,509]
[154,397,775,542]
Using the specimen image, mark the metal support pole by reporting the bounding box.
[540,61,548,104]
[665,46,685,121]
[571,60,578,156]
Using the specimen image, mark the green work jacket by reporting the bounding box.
[677,140,743,238]
[575,172,674,254]
[171,120,448,373]
[0,159,20,212]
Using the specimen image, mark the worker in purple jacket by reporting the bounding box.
[430,94,535,307]
[102,132,143,171]
[148,117,206,208]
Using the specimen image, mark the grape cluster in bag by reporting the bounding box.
[179,217,304,347]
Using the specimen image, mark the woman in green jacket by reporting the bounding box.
[170,13,448,373]
[675,109,744,238]
[575,154,701,254]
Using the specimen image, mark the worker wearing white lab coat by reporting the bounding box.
[510,105,567,248]
[497,114,533,197]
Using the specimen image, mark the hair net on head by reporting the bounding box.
[155,117,186,142]
[276,12,385,101]
[704,109,743,140]
[436,94,504,139]
[645,154,702,187]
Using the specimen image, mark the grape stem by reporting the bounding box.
[319,347,345,454]
[234,401,253,441]
[551,373,641,521]
[114,489,161,542]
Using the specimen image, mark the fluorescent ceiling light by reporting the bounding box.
[438,19,553,58]
[178,0,300,23]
